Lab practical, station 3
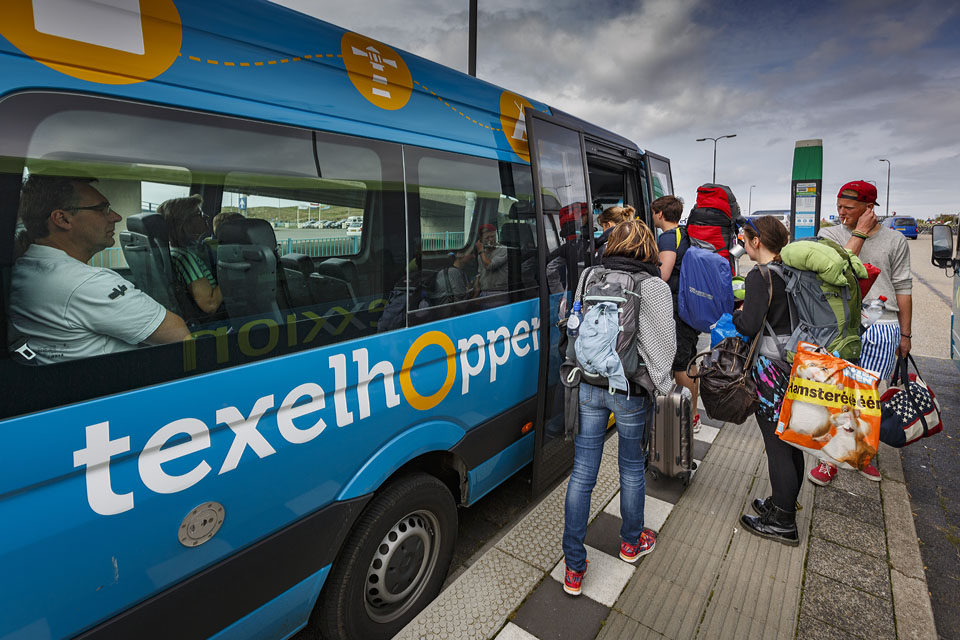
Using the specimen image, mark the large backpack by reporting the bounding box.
[677,240,735,334]
[686,184,742,265]
[565,266,656,396]
[766,238,863,362]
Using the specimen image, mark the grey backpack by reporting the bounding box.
[565,266,656,396]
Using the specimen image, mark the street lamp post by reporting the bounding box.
[878,158,891,218]
[696,134,736,183]
[748,184,757,217]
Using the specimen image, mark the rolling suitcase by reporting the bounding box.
[648,384,697,485]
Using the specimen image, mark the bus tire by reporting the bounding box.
[313,473,458,640]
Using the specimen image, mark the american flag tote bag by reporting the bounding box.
[879,355,943,447]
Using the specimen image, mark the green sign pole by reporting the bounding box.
[791,139,822,240]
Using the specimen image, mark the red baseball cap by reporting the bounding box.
[837,180,878,205]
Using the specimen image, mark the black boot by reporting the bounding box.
[752,496,802,517]
[740,504,799,546]
[752,496,774,517]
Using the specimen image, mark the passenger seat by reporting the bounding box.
[217,218,288,326]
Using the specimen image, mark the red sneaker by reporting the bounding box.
[860,463,881,482]
[563,560,588,596]
[620,529,656,563]
[692,414,702,434]
[808,461,838,486]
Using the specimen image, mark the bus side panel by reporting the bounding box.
[465,432,535,506]
[336,420,467,501]
[0,301,539,639]
[207,566,330,640]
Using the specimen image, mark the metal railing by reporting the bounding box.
[281,236,361,257]
[89,247,126,269]
[422,231,466,252]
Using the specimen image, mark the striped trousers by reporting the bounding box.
[859,321,901,381]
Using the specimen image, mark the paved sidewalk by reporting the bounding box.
[397,413,937,639]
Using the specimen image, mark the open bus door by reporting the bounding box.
[931,224,960,364]
[642,150,675,205]
[527,111,594,497]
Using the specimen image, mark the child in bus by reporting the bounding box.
[160,195,224,317]
[562,219,676,596]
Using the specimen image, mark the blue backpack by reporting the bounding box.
[678,240,734,333]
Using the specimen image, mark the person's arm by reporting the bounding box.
[659,251,676,282]
[896,294,912,357]
[486,246,508,271]
[188,277,223,314]
[732,270,769,338]
[843,210,878,255]
[637,279,677,394]
[144,309,191,344]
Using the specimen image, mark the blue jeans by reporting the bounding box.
[562,383,650,572]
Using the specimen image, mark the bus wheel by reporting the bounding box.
[314,473,458,640]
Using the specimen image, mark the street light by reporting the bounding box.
[878,159,891,218]
[695,134,737,183]
[748,184,757,217]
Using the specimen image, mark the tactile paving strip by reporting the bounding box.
[394,548,543,640]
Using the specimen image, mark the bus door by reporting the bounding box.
[526,111,594,496]
[641,150,675,211]
[584,138,642,229]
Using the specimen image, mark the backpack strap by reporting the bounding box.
[674,227,682,250]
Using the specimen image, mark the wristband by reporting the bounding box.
[851,231,868,239]
[901,334,911,339]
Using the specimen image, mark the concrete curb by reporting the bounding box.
[876,442,938,640]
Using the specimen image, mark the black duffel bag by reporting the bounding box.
[688,336,760,425]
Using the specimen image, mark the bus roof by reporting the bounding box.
[0,0,640,164]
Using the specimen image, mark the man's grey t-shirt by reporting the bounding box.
[10,244,166,364]
[818,224,912,319]
[477,245,508,293]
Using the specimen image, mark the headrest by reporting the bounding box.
[316,257,357,282]
[499,222,534,248]
[217,217,277,248]
[126,212,169,243]
[507,201,535,218]
[281,253,314,276]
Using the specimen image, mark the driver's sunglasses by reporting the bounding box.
[65,201,113,214]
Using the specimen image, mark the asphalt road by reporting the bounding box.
[901,355,960,640]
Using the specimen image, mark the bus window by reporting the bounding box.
[404,148,537,322]
[0,92,404,419]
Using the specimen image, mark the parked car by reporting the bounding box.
[345,221,363,236]
[299,219,319,228]
[882,215,918,239]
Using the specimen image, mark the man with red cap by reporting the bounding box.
[810,180,912,486]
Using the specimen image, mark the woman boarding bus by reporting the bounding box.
[0,2,676,638]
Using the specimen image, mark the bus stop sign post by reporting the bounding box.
[791,139,822,241]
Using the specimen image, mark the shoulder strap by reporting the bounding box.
[675,227,682,250]
[744,265,775,370]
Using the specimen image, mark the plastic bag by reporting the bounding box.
[710,312,748,348]
[776,342,880,470]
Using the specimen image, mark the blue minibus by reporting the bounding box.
[0,2,674,639]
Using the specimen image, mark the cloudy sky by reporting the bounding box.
[272,0,960,219]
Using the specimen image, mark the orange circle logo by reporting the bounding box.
[341,33,412,111]
[500,91,534,162]
[0,0,181,85]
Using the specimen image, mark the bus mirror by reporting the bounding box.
[931,224,956,269]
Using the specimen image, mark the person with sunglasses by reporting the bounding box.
[732,215,801,546]
[9,175,190,364]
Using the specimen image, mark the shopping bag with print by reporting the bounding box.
[776,342,881,470]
